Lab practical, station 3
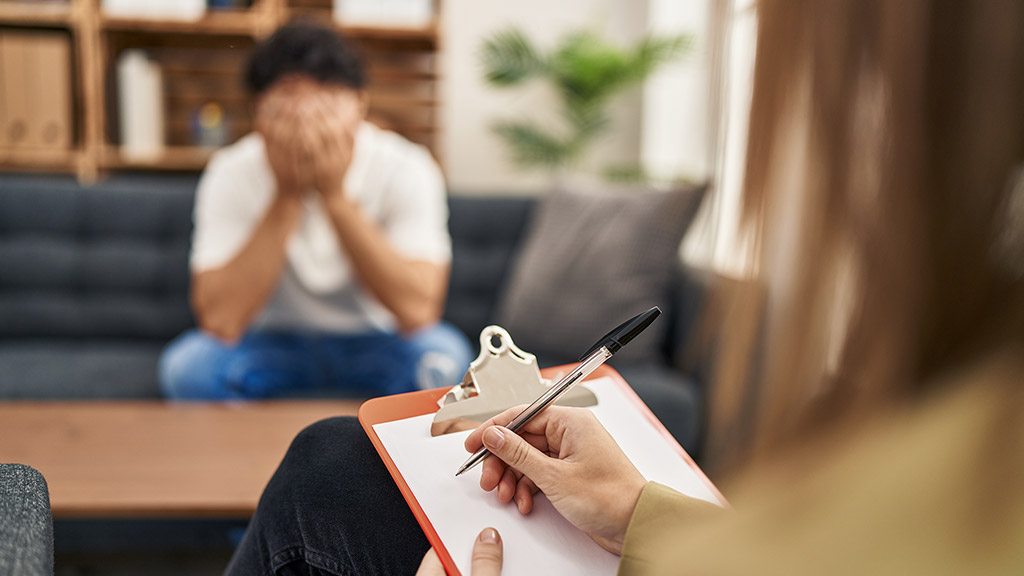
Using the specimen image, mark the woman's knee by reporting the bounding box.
[274,417,382,507]
[244,416,428,575]
[287,417,362,461]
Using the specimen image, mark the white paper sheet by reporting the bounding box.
[373,377,721,575]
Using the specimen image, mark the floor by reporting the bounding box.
[56,551,233,576]
[54,518,246,576]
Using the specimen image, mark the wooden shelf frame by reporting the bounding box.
[0,146,81,170]
[0,1,75,27]
[100,144,218,171]
[340,22,438,43]
[0,0,443,180]
[100,12,262,37]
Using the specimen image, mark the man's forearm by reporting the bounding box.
[192,193,302,342]
[323,194,447,333]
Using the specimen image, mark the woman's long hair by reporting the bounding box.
[707,0,1024,473]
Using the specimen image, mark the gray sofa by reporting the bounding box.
[0,464,53,576]
[0,173,709,453]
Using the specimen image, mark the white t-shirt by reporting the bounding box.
[190,122,451,334]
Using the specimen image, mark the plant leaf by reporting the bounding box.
[629,34,694,80]
[492,121,573,168]
[564,105,609,142]
[481,28,545,86]
[482,28,693,176]
[550,31,634,107]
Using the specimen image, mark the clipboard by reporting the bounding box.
[359,363,725,576]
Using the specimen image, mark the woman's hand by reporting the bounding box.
[464,406,647,555]
[416,528,503,576]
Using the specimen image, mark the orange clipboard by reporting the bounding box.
[358,364,725,576]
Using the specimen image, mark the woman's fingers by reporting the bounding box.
[514,475,539,514]
[464,405,576,453]
[420,530,503,576]
[463,407,521,450]
[480,455,504,492]
[414,548,444,576]
[464,406,533,451]
[471,528,503,576]
[496,467,517,503]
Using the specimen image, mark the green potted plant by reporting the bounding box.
[481,27,692,180]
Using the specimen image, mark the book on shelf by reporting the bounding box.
[117,49,165,161]
[0,30,72,151]
[102,0,206,21]
[333,0,434,28]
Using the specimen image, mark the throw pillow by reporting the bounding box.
[496,181,707,364]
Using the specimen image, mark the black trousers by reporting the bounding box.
[224,417,431,575]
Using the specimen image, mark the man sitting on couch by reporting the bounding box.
[159,21,472,400]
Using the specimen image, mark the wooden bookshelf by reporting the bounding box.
[0,0,442,181]
[99,11,263,36]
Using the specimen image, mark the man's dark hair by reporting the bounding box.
[244,20,367,95]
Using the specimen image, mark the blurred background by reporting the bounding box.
[0,0,756,269]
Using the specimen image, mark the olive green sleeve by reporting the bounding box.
[618,482,724,575]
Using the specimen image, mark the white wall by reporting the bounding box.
[641,0,712,181]
[440,0,652,194]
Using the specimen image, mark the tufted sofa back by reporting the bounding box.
[0,174,196,341]
[0,175,537,346]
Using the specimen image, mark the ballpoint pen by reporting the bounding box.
[455,306,662,477]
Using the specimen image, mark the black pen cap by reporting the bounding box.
[579,306,662,361]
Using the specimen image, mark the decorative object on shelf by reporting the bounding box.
[192,102,229,148]
[482,27,691,180]
[117,49,165,160]
[207,0,253,9]
[333,0,434,28]
[102,0,206,21]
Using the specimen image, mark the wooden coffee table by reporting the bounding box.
[0,400,361,518]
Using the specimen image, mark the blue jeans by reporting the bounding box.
[158,323,473,400]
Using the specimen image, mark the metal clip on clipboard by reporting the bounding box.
[430,326,598,437]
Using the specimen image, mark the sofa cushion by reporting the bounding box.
[0,341,164,399]
[496,183,706,364]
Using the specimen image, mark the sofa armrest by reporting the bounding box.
[665,264,718,390]
[0,464,54,576]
